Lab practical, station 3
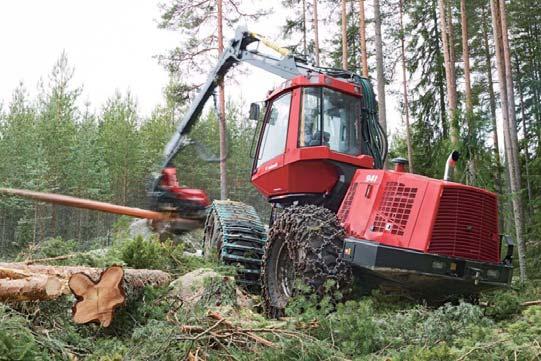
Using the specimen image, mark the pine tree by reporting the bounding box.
[438,0,459,146]
[374,0,387,133]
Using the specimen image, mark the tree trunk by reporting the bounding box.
[341,0,348,70]
[490,0,527,281]
[302,0,308,55]
[460,0,476,183]
[460,0,473,122]
[358,0,369,77]
[515,54,533,218]
[374,0,387,133]
[499,0,527,280]
[432,0,448,136]
[481,5,504,230]
[438,0,458,146]
[399,0,414,173]
[313,0,320,66]
[217,0,228,200]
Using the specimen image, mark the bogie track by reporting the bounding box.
[203,200,267,290]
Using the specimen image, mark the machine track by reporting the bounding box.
[261,205,352,318]
[203,200,267,290]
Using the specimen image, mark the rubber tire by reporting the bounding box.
[261,205,351,318]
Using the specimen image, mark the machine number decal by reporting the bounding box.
[365,174,378,183]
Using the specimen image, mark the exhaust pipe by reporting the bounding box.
[444,151,460,181]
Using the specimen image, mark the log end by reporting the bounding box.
[69,265,126,328]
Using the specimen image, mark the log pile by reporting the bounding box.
[0,263,171,327]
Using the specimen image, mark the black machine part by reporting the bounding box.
[203,200,267,290]
[342,237,513,303]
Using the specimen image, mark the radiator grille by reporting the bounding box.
[338,182,358,221]
[372,182,417,236]
[428,187,499,263]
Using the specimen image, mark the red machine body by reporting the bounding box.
[160,167,210,207]
[251,74,373,199]
[337,169,500,264]
[250,72,506,272]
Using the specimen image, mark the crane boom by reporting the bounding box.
[161,27,329,168]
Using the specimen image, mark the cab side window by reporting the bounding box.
[256,92,292,167]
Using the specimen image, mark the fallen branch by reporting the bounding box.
[521,300,541,307]
[208,311,276,348]
[24,254,78,264]
[479,299,541,309]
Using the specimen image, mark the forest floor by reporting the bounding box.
[1,219,540,361]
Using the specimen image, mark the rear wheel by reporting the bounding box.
[261,205,351,318]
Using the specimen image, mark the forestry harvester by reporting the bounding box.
[149,27,513,315]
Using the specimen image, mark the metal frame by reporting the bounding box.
[342,237,513,299]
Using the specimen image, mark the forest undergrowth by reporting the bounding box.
[1,221,540,361]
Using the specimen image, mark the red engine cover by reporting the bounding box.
[338,169,500,263]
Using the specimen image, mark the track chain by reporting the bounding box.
[203,200,267,290]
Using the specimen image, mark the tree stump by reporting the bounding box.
[69,266,126,327]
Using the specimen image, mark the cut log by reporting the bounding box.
[0,263,171,288]
[0,263,171,303]
[0,274,64,301]
[70,266,126,327]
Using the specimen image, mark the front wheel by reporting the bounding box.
[261,205,351,318]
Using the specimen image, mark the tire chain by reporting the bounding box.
[262,205,352,318]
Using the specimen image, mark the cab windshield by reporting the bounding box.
[299,87,363,156]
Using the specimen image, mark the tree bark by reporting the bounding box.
[490,0,527,281]
[438,0,458,146]
[374,0,387,133]
[341,0,348,70]
[399,0,414,173]
[313,0,320,66]
[358,0,369,77]
[217,0,228,200]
